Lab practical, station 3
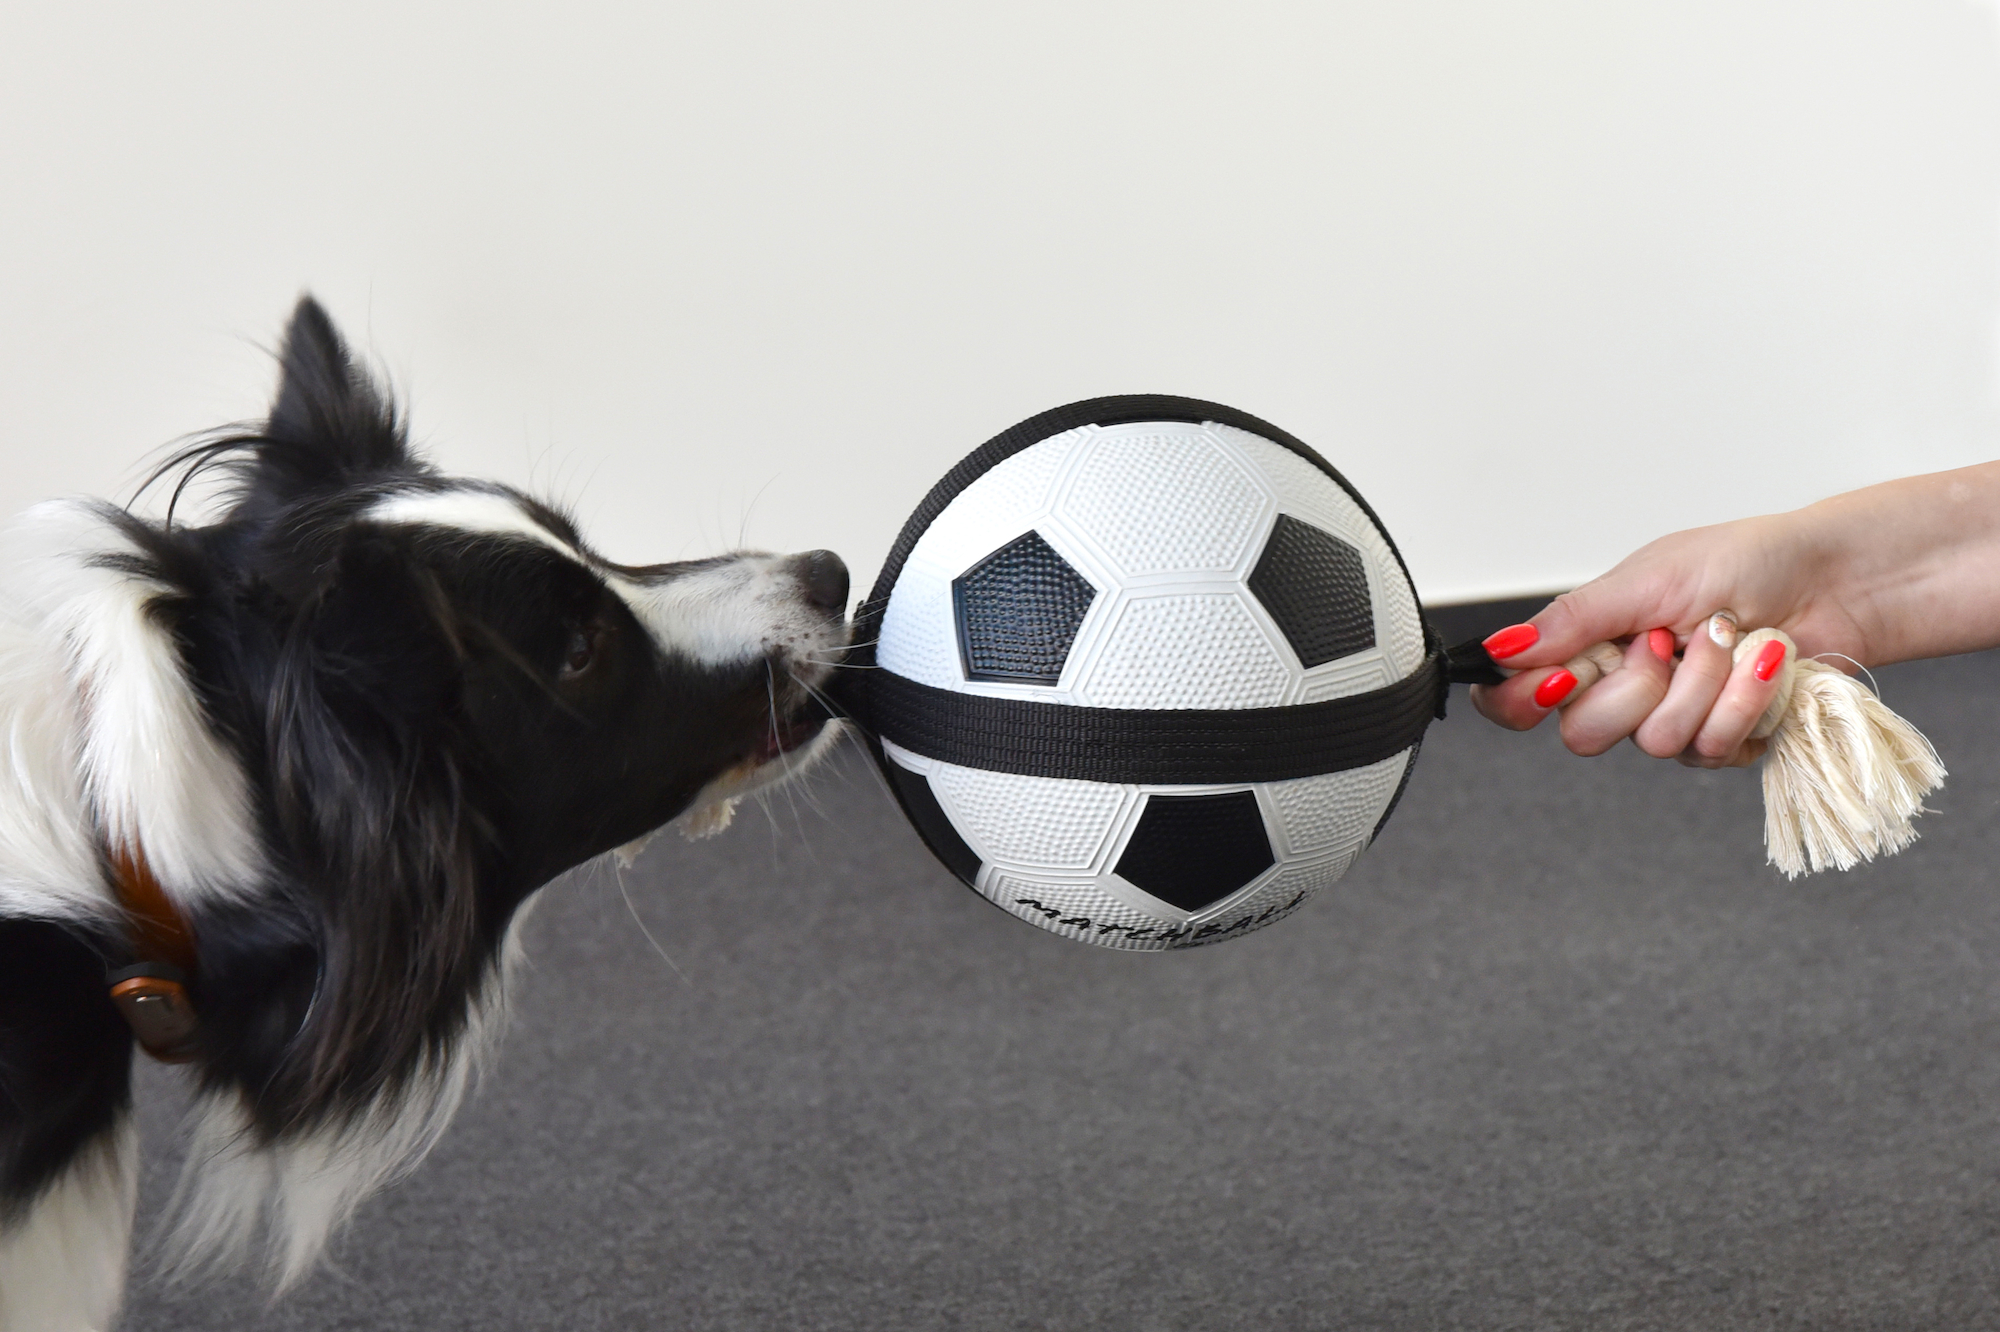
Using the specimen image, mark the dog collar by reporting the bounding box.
[105,842,201,1063]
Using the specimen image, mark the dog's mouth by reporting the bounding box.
[747,670,841,766]
[755,711,827,764]
[672,659,843,841]
[745,640,844,768]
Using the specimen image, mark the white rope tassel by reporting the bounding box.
[1727,628,1946,877]
[1559,628,1945,877]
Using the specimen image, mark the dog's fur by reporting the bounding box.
[0,299,847,1329]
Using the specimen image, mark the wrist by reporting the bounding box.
[1788,466,2000,663]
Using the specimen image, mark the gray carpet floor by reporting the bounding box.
[119,629,2000,1329]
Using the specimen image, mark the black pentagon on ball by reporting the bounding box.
[1114,790,1274,912]
[953,530,1099,685]
[1247,514,1374,668]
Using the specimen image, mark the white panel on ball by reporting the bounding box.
[982,871,1173,949]
[1050,424,1274,580]
[925,759,1136,873]
[1074,592,1296,710]
[1263,751,1412,859]
[1296,653,1394,704]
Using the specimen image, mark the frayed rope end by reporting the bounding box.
[1758,655,1945,878]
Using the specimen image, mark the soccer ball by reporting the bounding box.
[849,397,1438,951]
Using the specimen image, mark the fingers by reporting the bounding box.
[1561,641,1629,694]
[1555,633,1674,756]
[1472,613,1591,728]
[1632,611,1739,758]
[1677,635,1791,768]
[1675,735,1769,770]
[1468,661,1582,731]
[1480,578,1672,671]
[1469,634,1669,746]
[1476,610,1795,771]
[1479,622,1543,663]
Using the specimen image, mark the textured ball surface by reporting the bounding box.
[869,414,1430,950]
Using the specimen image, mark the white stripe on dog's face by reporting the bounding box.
[367,489,578,560]
[364,488,843,671]
[607,558,844,669]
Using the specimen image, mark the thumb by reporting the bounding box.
[1490,578,1669,669]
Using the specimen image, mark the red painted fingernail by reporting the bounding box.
[1483,624,1539,659]
[1648,628,1675,662]
[1753,639,1787,682]
[1533,668,1578,708]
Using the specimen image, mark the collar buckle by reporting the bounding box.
[103,843,202,1062]
[107,962,199,1063]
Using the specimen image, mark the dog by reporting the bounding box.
[0,298,849,1329]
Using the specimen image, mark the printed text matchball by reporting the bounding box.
[846,397,1446,951]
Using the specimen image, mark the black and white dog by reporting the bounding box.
[0,298,848,1329]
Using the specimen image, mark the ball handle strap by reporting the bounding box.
[1441,635,1510,687]
[1560,629,1945,877]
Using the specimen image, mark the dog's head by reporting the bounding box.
[89,297,846,1146]
[173,298,847,885]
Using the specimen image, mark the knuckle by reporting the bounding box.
[1496,687,1548,730]
[1691,733,1737,762]
[1543,589,1595,635]
[1483,703,1539,732]
[1675,743,1725,769]
[1632,728,1681,760]
[1558,714,1615,757]
[1562,730,1611,758]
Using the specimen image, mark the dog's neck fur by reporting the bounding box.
[0,492,529,1288]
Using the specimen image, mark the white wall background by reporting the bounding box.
[2,1,1996,605]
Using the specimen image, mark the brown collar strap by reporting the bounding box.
[106,842,201,1063]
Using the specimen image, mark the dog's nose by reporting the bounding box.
[794,550,849,615]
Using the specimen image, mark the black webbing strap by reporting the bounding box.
[841,649,1450,785]
[1443,635,1508,686]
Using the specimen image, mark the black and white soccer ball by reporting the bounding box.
[845,397,1452,951]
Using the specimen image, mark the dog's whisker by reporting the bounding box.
[737,473,780,552]
[765,668,816,853]
[755,786,784,865]
[613,861,694,990]
[788,672,850,722]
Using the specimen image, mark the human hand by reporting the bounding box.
[1468,510,1871,767]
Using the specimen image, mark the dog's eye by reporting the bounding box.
[560,628,597,679]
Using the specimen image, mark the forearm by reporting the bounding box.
[1799,461,2000,664]
[1474,458,2000,755]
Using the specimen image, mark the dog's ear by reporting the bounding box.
[237,297,429,513]
[292,527,467,727]
[249,525,494,1119]
[178,527,503,1284]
